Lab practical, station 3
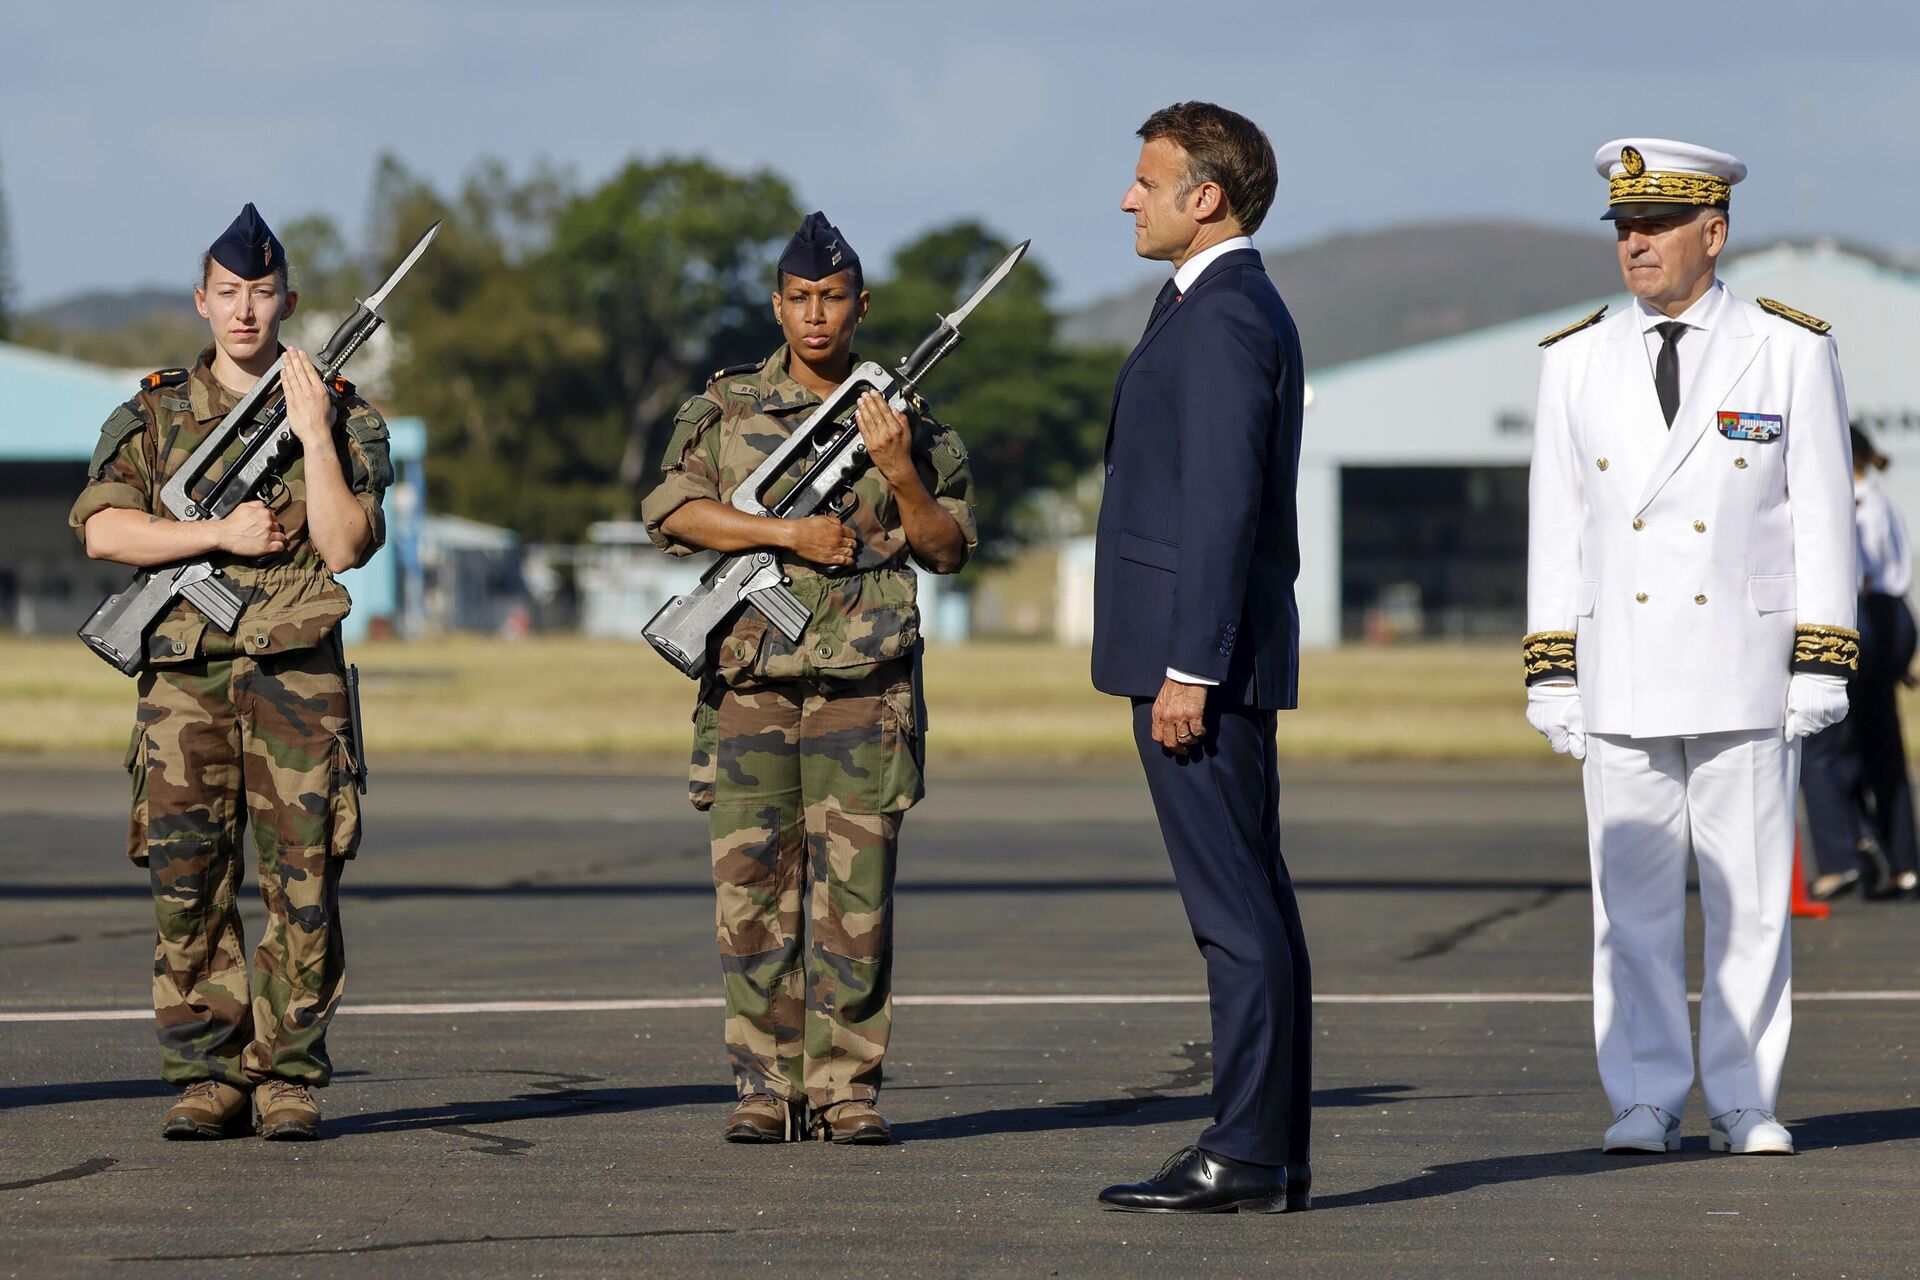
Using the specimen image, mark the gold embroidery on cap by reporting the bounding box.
[1608,171,1732,208]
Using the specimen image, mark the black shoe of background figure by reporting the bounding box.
[1860,839,1900,900]
[1097,1145,1311,1214]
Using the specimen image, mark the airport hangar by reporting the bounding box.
[1297,243,1920,649]
[0,341,424,640]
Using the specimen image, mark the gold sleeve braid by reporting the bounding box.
[1793,625,1860,675]
[1523,631,1577,686]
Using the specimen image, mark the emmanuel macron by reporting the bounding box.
[1092,101,1312,1215]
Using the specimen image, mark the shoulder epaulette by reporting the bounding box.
[708,360,763,384]
[139,367,190,391]
[1538,306,1607,348]
[1757,297,1832,335]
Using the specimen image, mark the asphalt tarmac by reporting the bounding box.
[2,755,1916,1278]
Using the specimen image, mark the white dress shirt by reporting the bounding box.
[1634,279,1729,406]
[1165,236,1257,688]
[1855,473,1913,597]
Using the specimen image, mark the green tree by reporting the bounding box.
[545,157,800,505]
[861,221,1121,560]
[358,154,801,540]
[362,154,613,542]
[278,212,359,313]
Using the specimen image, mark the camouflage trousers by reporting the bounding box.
[128,643,362,1088]
[701,659,922,1108]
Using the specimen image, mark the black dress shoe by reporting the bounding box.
[1098,1145,1310,1214]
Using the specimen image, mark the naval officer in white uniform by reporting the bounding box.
[1524,138,1859,1156]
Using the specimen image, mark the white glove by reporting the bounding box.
[1526,682,1586,760]
[1784,672,1850,740]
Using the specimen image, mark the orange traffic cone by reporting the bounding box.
[1790,833,1830,920]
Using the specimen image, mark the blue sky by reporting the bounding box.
[4,0,1915,308]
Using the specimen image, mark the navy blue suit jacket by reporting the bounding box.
[1091,247,1304,710]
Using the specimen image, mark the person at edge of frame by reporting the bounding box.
[68,203,390,1142]
[1091,101,1314,1215]
[1802,423,1920,900]
[639,211,977,1146]
[1524,138,1859,1158]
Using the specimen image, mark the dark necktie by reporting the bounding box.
[1654,321,1686,427]
[1145,278,1180,331]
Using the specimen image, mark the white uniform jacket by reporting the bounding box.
[1526,285,1857,738]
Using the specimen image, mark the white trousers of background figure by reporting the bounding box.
[1581,729,1797,1120]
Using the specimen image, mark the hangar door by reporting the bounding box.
[1340,466,1528,640]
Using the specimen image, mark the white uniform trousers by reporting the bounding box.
[1581,729,1797,1119]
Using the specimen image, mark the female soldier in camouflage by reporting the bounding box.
[70,204,389,1141]
[642,212,976,1144]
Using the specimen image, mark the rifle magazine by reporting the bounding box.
[180,572,245,633]
[748,581,811,643]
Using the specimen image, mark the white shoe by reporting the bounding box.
[1709,1109,1794,1155]
[1602,1103,1681,1153]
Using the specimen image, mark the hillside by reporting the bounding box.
[1061,221,1623,367]
[26,287,199,332]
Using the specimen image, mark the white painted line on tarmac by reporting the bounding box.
[3,989,1918,1024]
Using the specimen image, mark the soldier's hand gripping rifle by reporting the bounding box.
[642,239,1030,678]
[77,222,442,675]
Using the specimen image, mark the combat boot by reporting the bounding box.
[256,1079,321,1141]
[723,1094,805,1143]
[813,1100,891,1145]
[161,1080,251,1140]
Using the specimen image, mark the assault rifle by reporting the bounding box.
[642,239,1029,678]
[77,221,442,675]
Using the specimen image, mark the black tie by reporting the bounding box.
[1146,278,1179,331]
[1654,321,1686,428]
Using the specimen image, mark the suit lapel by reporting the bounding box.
[1115,291,1182,387]
[1635,302,1764,513]
[1107,248,1264,454]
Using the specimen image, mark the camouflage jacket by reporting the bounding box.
[640,344,976,685]
[68,347,392,666]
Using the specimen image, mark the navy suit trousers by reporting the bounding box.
[1131,698,1311,1167]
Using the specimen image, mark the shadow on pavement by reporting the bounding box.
[330,1082,732,1138]
[1319,1105,1920,1209]
[0,1078,176,1108]
[0,876,1594,901]
[0,1069,369,1111]
[894,1082,1431,1143]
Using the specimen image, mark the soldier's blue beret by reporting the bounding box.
[778,211,861,287]
[208,202,285,281]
